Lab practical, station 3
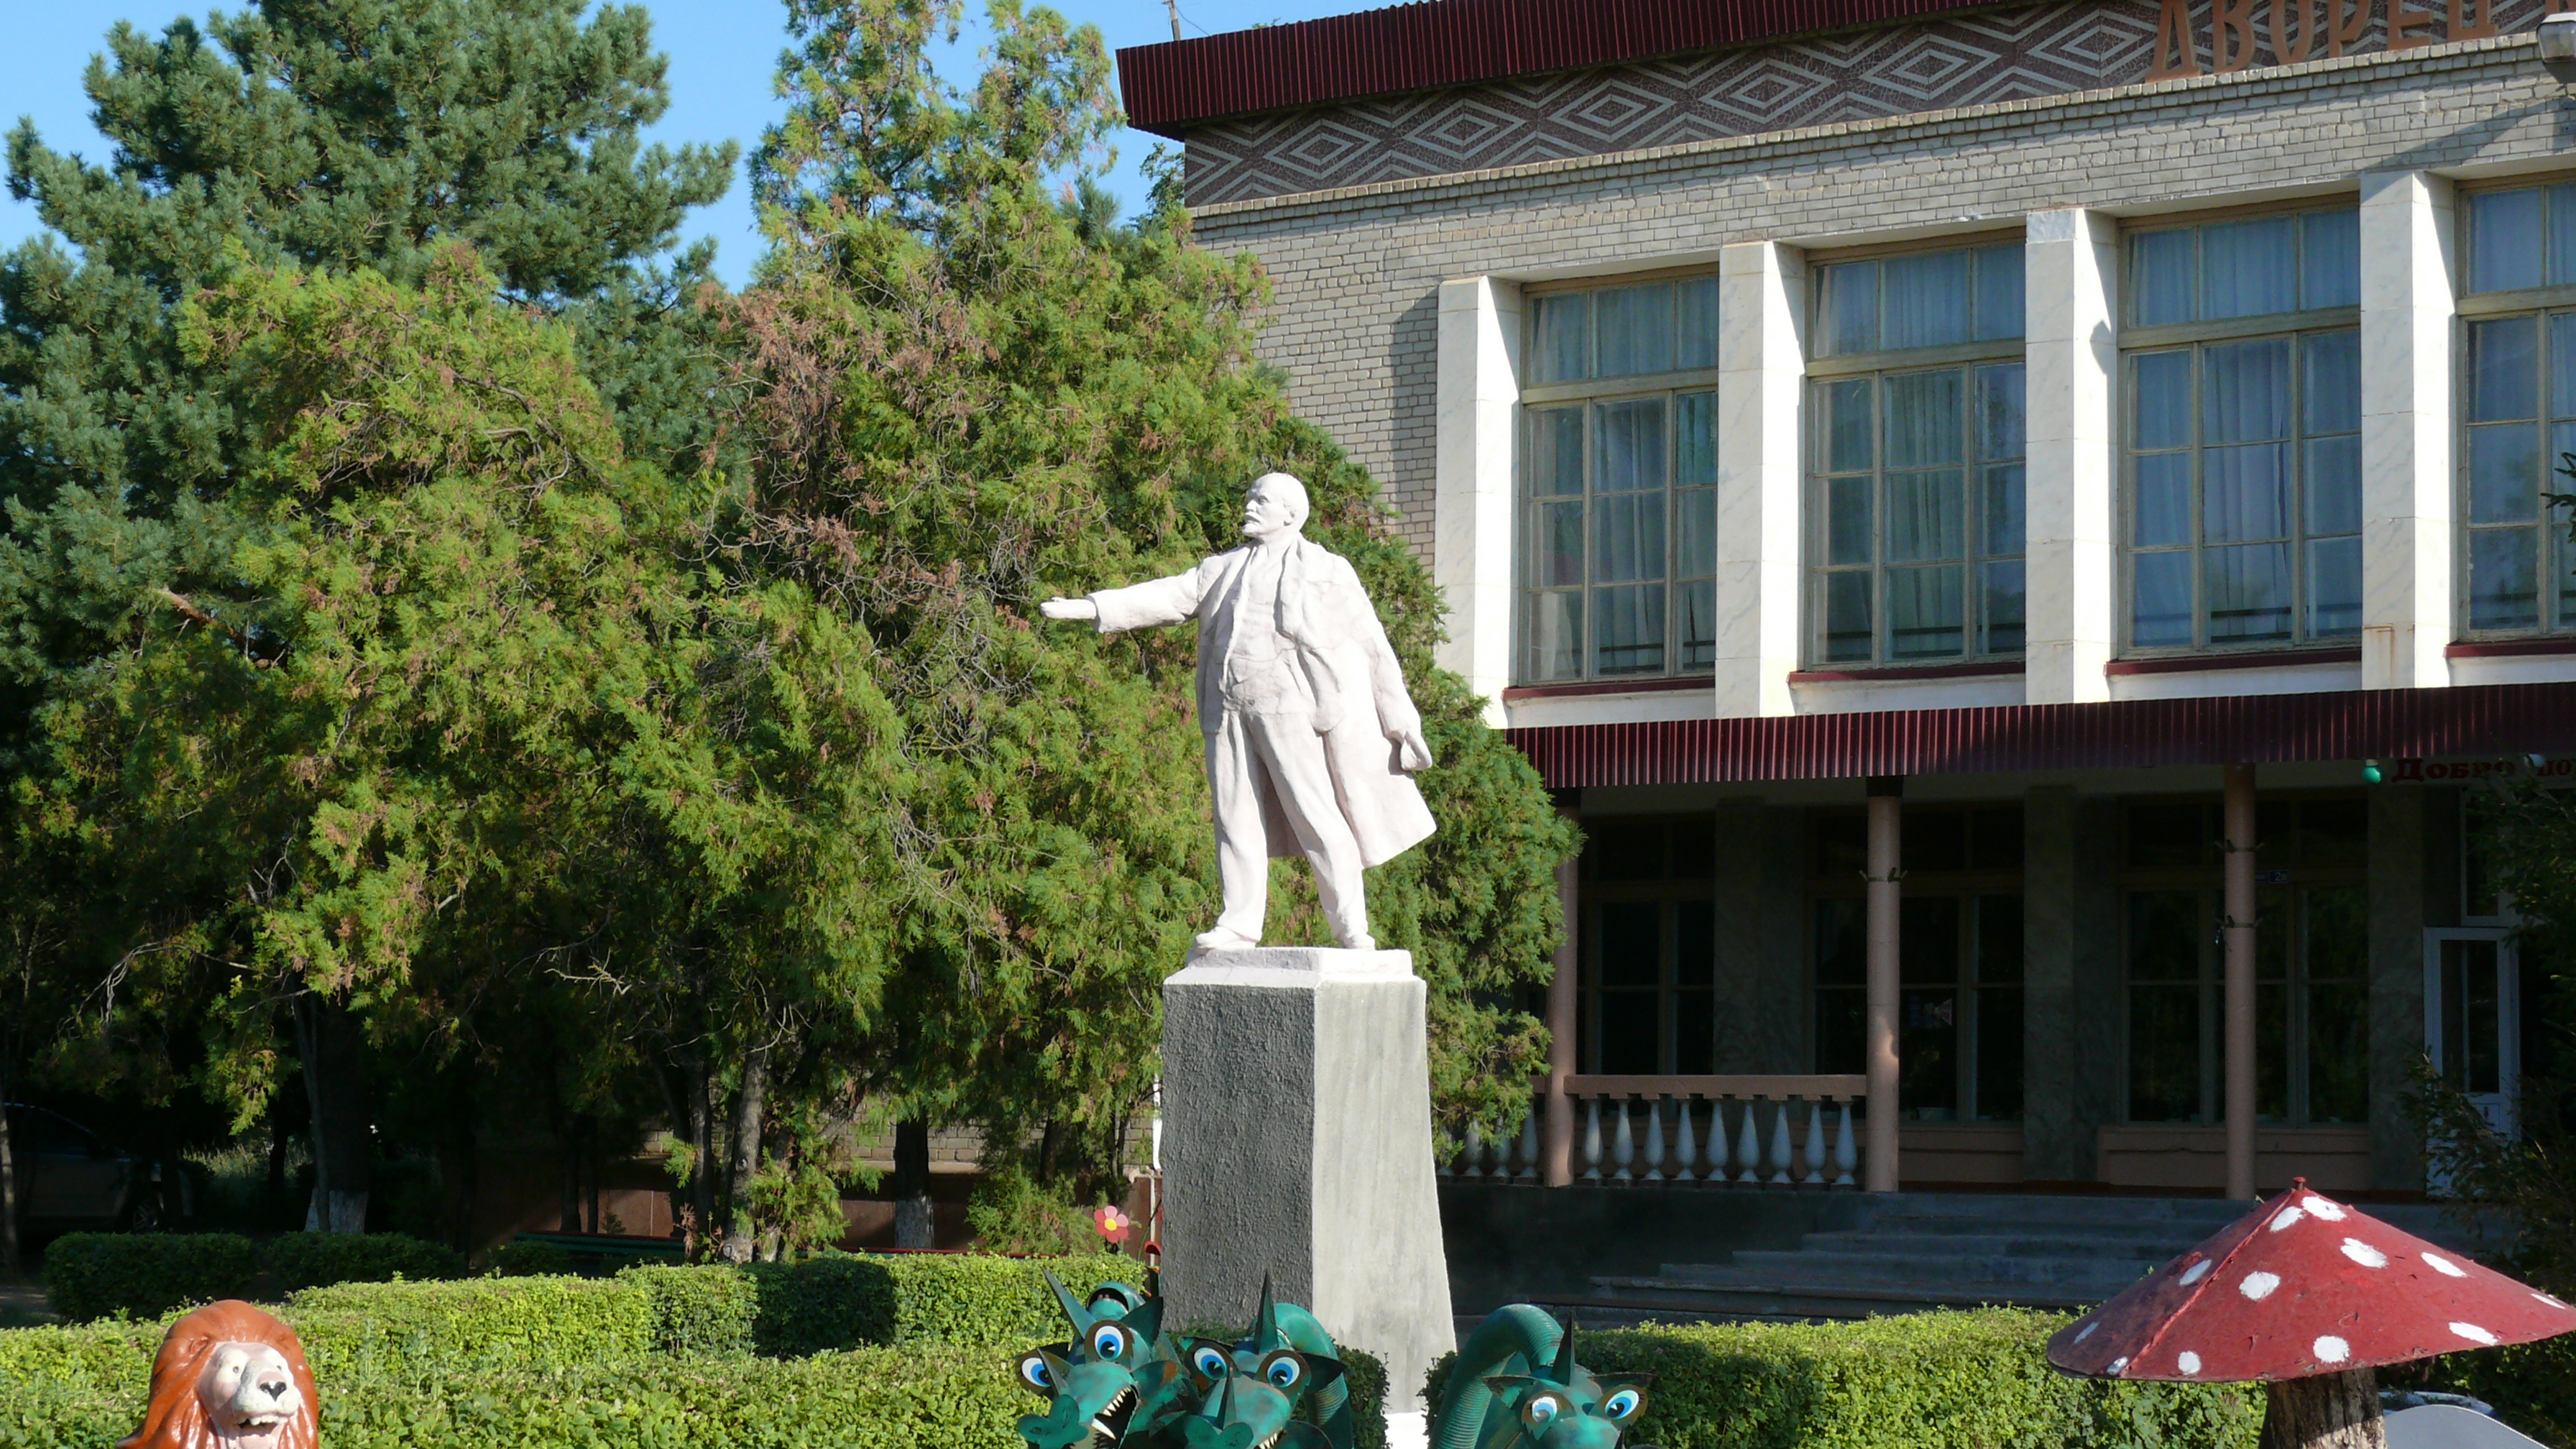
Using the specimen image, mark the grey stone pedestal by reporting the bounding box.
[1160,947,1455,1409]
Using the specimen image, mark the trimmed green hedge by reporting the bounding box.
[1424,1310,2262,1449]
[41,1234,259,1322]
[264,1233,464,1292]
[0,1254,1397,1449]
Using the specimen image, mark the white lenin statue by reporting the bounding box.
[1042,472,1436,951]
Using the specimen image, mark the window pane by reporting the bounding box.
[1826,377,1874,471]
[1885,369,1964,468]
[2467,423,2541,524]
[1596,991,1657,1074]
[1593,492,1666,582]
[2132,229,2196,326]
[2306,535,2361,638]
[1676,391,1716,484]
[2204,338,2292,444]
[2300,211,2360,310]
[2303,330,2360,436]
[1599,901,1659,985]
[1530,406,1584,496]
[2470,316,2540,423]
[1594,398,1666,492]
[1679,275,1722,370]
[2469,188,2546,294]
[2132,550,2194,646]
[1675,486,1716,580]
[1975,244,2026,342]
[1537,500,1583,586]
[1676,579,1716,670]
[1596,282,1675,377]
[1816,898,1866,985]
[1977,364,2026,462]
[2469,527,2540,631]
[2134,349,2193,449]
[1983,464,2026,558]
[1824,571,1872,661]
[1820,261,1880,356]
[1975,895,2025,983]
[1887,564,1965,658]
[1887,471,1966,562]
[1522,590,1583,680]
[2135,453,2192,548]
[2202,216,2299,319]
[2130,984,2202,1121]
[1982,559,2026,653]
[1884,250,1974,350]
[2258,980,2289,1122]
[2207,541,2293,641]
[2309,983,2369,1123]
[2305,436,2361,535]
[1532,293,1589,383]
[2554,313,2576,420]
[1593,583,1665,674]
[1977,985,2025,1121]
[2206,444,2290,543]
[1902,896,1963,984]
[1826,474,1872,566]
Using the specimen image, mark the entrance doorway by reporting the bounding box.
[2424,929,2521,1138]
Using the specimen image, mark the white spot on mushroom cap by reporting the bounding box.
[2302,1196,2347,1222]
[2537,1292,2571,1311]
[2270,1208,2306,1233]
[2314,1336,2350,1364]
[2179,1259,2212,1286]
[2341,1238,2388,1269]
[2452,1322,2498,1346]
[2241,1271,2282,1301]
[2176,1351,2202,1376]
[2108,1357,2129,1375]
[2423,1252,2467,1279]
[2074,1322,2098,1343]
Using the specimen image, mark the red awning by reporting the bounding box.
[1504,681,2576,788]
[1116,0,2032,134]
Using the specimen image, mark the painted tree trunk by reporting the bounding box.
[893,1119,934,1249]
[294,995,372,1234]
[2260,1369,2385,1449]
[719,1045,767,1264]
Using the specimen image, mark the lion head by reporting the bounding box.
[120,1300,320,1449]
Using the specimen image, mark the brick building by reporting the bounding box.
[1119,0,2576,1200]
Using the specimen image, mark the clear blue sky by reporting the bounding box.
[0,0,1360,290]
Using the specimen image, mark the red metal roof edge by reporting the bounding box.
[1116,0,2038,134]
[1504,681,2576,789]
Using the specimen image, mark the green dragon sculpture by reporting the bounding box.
[1011,1271,1355,1449]
[1014,1272,1169,1449]
[1430,1306,1652,1449]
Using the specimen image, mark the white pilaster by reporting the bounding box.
[2023,208,2120,706]
[1714,241,1806,719]
[2360,171,2455,691]
[1435,276,1522,725]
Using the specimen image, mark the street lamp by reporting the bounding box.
[2542,12,2576,83]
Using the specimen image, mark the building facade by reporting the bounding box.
[1119,0,2576,1195]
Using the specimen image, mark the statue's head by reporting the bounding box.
[1242,472,1310,541]
[121,1301,318,1449]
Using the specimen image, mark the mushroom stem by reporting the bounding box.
[2258,1368,2384,1449]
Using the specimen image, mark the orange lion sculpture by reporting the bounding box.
[120,1300,319,1449]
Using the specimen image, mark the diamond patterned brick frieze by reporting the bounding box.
[1178,0,2552,204]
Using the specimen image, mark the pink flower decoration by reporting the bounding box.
[1092,1206,1133,1243]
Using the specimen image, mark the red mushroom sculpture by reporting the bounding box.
[2048,1180,2575,1449]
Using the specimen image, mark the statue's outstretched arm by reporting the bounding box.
[1042,561,1209,635]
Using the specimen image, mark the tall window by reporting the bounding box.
[2120,796,2369,1126]
[2123,210,2361,652]
[2460,181,2576,635]
[1519,275,1721,684]
[1812,805,2025,1121]
[1578,816,1716,1073]
[1808,244,2027,665]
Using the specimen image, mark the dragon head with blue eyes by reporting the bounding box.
[1013,1271,1168,1449]
[1164,1277,1350,1449]
[1435,1306,1652,1449]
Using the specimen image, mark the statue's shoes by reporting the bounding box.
[1192,926,1259,951]
[1343,937,1376,951]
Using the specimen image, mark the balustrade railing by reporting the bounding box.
[1439,1074,1869,1188]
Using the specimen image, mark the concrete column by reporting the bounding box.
[1714,241,1806,719]
[2368,788,2429,1191]
[2022,786,2079,1181]
[2023,209,2120,705]
[1864,777,1902,1192]
[1713,801,1806,1074]
[1543,825,1578,1187]
[1162,949,1454,1400]
[2222,764,2258,1200]
[2070,796,2126,1181]
[1435,276,1524,725]
[2359,171,2456,691]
